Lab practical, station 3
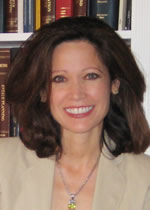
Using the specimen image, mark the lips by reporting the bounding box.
[64,105,94,118]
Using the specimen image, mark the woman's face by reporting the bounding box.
[50,41,117,134]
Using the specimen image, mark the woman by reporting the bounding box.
[0,16,150,210]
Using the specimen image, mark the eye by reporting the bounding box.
[52,75,66,83]
[85,73,100,80]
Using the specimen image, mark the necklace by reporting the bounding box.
[56,155,100,210]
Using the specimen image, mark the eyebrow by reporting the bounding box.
[52,70,67,73]
[82,67,103,73]
[52,66,104,73]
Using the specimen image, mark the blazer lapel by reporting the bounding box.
[13,156,55,210]
[92,151,125,210]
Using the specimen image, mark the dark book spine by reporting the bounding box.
[23,0,29,32]
[125,0,132,30]
[10,107,19,137]
[74,0,87,16]
[5,0,18,32]
[86,0,90,16]
[24,0,35,32]
[0,49,10,137]
[9,48,20,137]
[41,0,55,26]
[56,0,73,20]
[90,0,119,30]
[0,0,5,32]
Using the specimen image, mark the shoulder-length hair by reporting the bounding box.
[6,16,150,158]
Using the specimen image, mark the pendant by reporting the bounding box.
[68,194,76,209]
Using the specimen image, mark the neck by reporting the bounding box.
[59,128,102,168]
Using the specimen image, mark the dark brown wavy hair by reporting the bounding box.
[6,16,150,158]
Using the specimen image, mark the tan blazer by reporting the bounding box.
[0,137,150,210]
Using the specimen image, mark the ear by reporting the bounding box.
[111,79,120,95]
[40,90,47,103]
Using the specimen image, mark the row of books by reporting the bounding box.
[0,48,19,137]
[0,0,132,33]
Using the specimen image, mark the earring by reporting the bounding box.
[40,90,47,103]
[41,97,47,103]
[113,89,119,94]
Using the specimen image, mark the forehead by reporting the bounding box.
[52,40,99,55]
[51,40,108,73]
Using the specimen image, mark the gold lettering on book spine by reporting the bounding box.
[47,0,52,12]
[79,0,83,6]
[60,7,69,17]
[1,85,5,122]
[8,0,16,13]
[43,0,52,12]
[0,64,8,68]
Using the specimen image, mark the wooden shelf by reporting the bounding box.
[0,33,32,48]
[0,33,32,41]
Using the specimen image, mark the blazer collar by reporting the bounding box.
[92,149,125,210]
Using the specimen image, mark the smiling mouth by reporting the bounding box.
[65,106,94,115]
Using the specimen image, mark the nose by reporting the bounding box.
[69,80,86,100]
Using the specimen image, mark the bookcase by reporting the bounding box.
[0,0,150,154]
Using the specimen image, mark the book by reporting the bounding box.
[118,0,127,30]
[0,0,5,32]
[18,0,24,33]
[5,0,18,32]
[125,0,132,30]
[9,48,20,137]
[86,0,90,16]
[0,49,10,137]
[90,0,120,30]
[35,0,41,30]
[74,0,87,16]
[56,0,73,20]
[41,0,55,26]
[23,0,35,32]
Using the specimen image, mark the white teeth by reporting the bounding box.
[65,106,93,114]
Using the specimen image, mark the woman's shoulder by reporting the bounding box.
[0,137,25,156]
[0,137,30,156]
[120,152,150,181]
[0,136,24,151]
[0,137,55,166]
[0,137,39,168]
[123,152,150,168]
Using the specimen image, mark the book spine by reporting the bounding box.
[23,0,28,32]
[86,0,90,16]
[90,0,120,30]
[41,0,55,26]
[5,0,18,32]
[125,0,132,30]
[9,48,19,137]
[0,49,10,138]
[0,0,5,32]
[28,0,35,32]
[56,0,73,20]
[10,111,20,137]
[23,0,35,32]
[35,0,41,30]
[118,0,127,30]
[18,0,24,33]
[74,0,87,16]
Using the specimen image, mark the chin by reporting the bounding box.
[63,123,100,134]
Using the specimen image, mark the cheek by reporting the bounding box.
[49,89,65,112]
[89,82,111,100]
